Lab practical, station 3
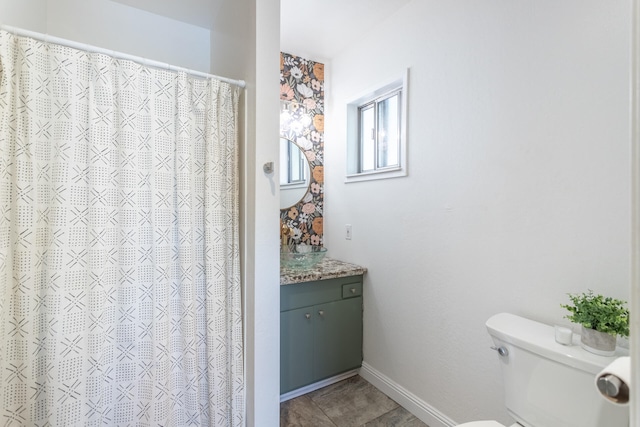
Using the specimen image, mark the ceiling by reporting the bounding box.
[110,0,412,60]
[279,0,412,60]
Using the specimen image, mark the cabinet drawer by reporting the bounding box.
[281,275,363,311]
[342,282,362,299]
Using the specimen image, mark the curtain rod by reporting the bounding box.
[0,24,246,89]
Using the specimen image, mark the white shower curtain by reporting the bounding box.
[0,31,244,426]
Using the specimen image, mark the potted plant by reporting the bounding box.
[561,290,629,356]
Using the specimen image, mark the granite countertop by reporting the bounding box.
[280,257,367,285]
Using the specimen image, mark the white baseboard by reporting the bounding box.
[279,369,360,402]
[359,362,457,427]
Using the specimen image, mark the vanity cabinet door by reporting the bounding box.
[280,306,314,393]
[314,296,363,381]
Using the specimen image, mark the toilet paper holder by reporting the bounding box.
[595,356,630,405]
[597,374,623,398]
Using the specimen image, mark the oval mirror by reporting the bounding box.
[280,137,311,210]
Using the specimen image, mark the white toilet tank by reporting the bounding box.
[486,313,628,427]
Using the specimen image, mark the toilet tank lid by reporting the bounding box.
[486,313,628,374]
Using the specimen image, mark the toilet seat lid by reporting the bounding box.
[457,421,506,427]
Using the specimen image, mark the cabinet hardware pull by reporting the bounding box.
[318,310,324,316]
[350,288,356,294]
[305,313,311,319]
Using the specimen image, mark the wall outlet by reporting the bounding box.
[345,224,352,240]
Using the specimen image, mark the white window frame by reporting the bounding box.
[346,69,408,183]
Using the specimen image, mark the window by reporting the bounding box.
[346,70,408,182]
[359,89,401,172]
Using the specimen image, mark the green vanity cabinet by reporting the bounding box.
[280,275,363,394]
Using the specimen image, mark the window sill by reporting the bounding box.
[345,167,407,183]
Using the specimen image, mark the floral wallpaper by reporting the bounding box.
[280,52,325,247]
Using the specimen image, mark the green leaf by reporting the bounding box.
[560,290,629,337]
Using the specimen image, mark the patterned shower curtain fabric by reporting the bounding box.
[0,30,244,426]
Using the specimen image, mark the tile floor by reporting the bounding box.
[280,375,430,427]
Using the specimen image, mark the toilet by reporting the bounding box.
[458,313,629,427]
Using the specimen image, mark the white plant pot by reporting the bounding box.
[580,326,616,356]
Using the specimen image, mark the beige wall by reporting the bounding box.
[325,1,632,425]
[211,0,281,425]
[0,0,210,71]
